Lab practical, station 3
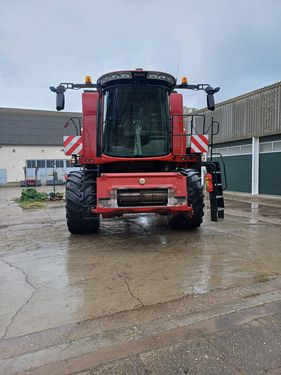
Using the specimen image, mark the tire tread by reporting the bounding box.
[65,171,100,234]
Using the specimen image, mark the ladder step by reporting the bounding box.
[217,207,224,211]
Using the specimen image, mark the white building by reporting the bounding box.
[0,108,81,184]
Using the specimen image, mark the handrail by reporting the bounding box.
[170,114,219,136]
[170,114,220,156]
[170,113,206,136]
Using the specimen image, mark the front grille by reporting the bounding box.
[117,189,168,207]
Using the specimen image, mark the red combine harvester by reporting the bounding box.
[50,69,225,234]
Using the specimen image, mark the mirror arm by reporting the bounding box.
[173,83,220,111]
[174,83,220,94]
[49,82,98,94]
[49,82,99,111]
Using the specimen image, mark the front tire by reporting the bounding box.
[169,169,204,230]
[65,171,100,234]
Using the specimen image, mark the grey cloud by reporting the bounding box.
[0,0,280,111]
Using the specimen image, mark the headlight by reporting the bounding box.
[98,72,132,86]
[147,72,176,85]
[167,188,186,206]
[98,189,118,208]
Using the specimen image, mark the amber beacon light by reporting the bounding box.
[85,75,92,84]
[181,76,188,85]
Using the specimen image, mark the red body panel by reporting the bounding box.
[97,172,186,197]
[93,172,192,217]
[170,92,185,156]
[93,206,192,216]
[81,91,99,158]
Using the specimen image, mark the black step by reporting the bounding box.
[207,162,225,222]
[218,208,224,219]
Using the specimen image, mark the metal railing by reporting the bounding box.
[170,114,220,158]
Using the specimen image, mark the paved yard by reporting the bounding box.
[0,187,281,374]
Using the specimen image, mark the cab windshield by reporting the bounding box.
[102,86,170,157]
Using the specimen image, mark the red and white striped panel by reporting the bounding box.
[63,136,83,156]
[190,134,209,153]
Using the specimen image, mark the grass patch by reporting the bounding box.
[17,200,46,210]
[16,188,49,210]
[19,188,48,202]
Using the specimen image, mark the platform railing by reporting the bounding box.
[170,114,220,158]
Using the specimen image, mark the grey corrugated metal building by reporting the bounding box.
[0,108,81,183]
[0,108,80,145]
[192,81,281,195]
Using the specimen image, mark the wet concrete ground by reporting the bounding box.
[0,187,281,374]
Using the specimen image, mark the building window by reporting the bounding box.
[55,160,64,168]
[260,142,272,153]
[273,141,281,152]
[241,144,252,154]
[213,147,228,156]
[260,141,281,153]
[26,160,36,168]
[26,159,68,169]
[46,160,55,168]
[227,146,241,156]
[36,160,46,168]
[213,144,252,156]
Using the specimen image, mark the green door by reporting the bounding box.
[259,153,281,195]
[214,155,252,193]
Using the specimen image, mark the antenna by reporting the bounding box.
[176,48,182,83]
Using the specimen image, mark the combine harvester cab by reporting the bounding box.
[50,70,225,234]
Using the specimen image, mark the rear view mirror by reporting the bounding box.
[207,93,215,111]
[56,92,65,111]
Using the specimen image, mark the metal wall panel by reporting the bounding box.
[191,81,281,144]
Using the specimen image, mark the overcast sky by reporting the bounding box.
[1,0,281,112]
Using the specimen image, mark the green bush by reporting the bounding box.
[19,188,49,202]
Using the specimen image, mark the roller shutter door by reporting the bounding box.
[259,152,281,195]
[218,155,252,193]
[212,141,252,193]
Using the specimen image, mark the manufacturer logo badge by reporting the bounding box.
[139,178,145,185]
